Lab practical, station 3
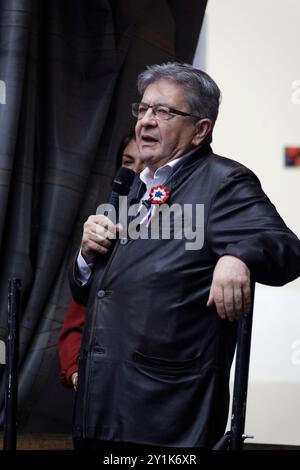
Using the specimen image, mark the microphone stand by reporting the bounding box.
[3,279,21,450]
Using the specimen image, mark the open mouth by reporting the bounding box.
[141,135,159,144]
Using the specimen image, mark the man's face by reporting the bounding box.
[135,79,199,172]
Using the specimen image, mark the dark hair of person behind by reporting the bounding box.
[116,130,136,167]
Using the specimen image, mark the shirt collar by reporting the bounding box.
[139,147,200,187]
[139,156,183,187]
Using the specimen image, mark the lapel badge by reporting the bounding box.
[149,185,170,204]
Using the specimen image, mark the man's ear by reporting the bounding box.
[192,118,213,146]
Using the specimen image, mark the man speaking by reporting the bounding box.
[70,62,300,449]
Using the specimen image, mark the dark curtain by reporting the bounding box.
[0,0,207,432]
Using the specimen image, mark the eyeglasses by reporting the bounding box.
[131,102,202,121]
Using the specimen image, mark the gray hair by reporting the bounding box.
[137,62,221,125]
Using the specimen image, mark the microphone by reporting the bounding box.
[106,167,135,242]
[98,166,135,221]
[109,166,135,212]
[85,169,135,266]
[100,166,135,232]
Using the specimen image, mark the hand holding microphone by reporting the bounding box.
[81,214,122,263]
[80,167,135,264]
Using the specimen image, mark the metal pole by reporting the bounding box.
[3,278,21,450]
[230,284,255,450]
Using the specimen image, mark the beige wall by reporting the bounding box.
[195,0,300,445]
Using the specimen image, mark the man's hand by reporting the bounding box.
[207,255,251,321]
[81,214,123,264]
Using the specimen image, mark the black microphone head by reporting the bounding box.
[111,167,136,195]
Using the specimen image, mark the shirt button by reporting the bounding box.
[120,238,128,245]
[97,289,106,299]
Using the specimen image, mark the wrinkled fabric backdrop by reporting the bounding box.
[0,0,206,433]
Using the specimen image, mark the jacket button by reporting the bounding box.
[97,289,106,298]
[120,238,128,245]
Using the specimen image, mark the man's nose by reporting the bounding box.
[140,108,157,126]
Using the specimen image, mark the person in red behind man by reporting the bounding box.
[58,133,144,390]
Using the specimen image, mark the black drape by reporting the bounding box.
[0,0,207,433]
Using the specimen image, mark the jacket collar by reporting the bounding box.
[163,143,213,193]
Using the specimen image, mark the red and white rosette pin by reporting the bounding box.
[149,185,170,204]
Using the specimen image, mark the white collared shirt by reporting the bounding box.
[139,156,184,201]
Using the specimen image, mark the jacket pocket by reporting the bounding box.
[133,350,202,372]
